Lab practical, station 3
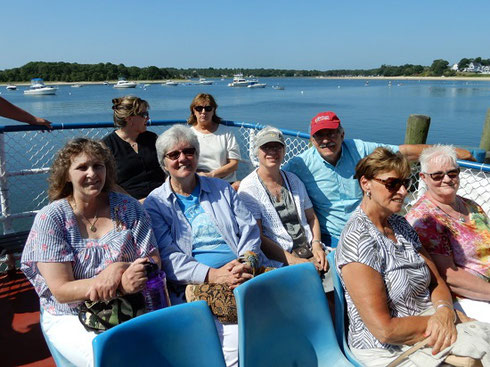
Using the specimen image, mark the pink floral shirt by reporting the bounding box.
[21,192,157,315]
[406,194,490,281]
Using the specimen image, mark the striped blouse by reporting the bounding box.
[21,191,157,315]
[336,207,432,350]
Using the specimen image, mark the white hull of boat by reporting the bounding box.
[113,81,137,88]
[24,87,57,95]
[6,85,17,90]
[247,83,266,88]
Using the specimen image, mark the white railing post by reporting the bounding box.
[0,132,13,234]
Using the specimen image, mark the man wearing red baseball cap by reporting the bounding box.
[284,111,473,247]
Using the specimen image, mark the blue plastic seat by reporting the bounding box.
[233,262,352,367]
[327,251,362,367]
[92,300,226,367]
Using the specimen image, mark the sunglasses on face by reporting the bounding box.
[194,106,213,112]
[372,177,411,192]
[165,147,196,161]
[260,143,284,152]
[136,111,150,119]
[424,168,460,181]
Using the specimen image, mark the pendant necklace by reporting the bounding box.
[72,200,99,232]
[437,198,466,223]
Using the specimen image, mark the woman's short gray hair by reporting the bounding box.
[253,126,287,156]
[419,144,458,173]
[155,124,200,170]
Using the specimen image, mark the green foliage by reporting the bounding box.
[429,59,449,76]
[0,58,488,83]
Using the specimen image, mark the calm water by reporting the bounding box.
[2,77,490,147]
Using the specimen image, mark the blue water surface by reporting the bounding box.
[1,77,489,147]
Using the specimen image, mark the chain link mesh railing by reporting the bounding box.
[1,120,489,237]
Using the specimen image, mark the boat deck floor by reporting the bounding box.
[0,269,54,367]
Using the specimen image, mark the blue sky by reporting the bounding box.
[2,0,488,71]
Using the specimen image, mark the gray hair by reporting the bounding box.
[155,124,200,170]
[253,126,287,156]
[420,144,458,173]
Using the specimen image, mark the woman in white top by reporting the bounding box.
[238,126,327,271]
[187,93,241,183]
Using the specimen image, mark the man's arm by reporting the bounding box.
[0,97,52,129]
[398,144,474,162]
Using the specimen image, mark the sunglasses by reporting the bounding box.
[194,106,213,112]
[136,111,150,119]
[260,143,284,152]
[165,147,196,161]
[424,168,460,181]
[372,177,411,192]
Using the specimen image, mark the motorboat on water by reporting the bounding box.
[199,78,213,85]
[247,83,266,88]
[113,78,137,88]
[71,84,83,88]
[164,80,179,86]
[23,78,57,95]
[228,74,257,87]
[6,85,17,90]
[272,85,285,90]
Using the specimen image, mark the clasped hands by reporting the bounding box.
[207,259,253,289]
[87,258,149,301]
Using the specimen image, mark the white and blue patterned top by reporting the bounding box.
[336,206,431,350]
[21,192,157,316]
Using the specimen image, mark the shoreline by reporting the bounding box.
[3,75,490,86]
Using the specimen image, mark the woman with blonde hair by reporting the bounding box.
[187,93,241,183]
[22,138,160,366]
[336,147,459,366]
[103,96,165,201]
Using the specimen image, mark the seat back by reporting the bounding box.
[233,263,351,367]
[327,251,362,367]
[92,300,226,367]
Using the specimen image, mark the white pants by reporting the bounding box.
[214,318,238,367]
[41,311,96,367]
[454,298,490,323]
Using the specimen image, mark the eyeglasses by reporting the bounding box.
[194,106,213,112]
[136,111,150,119]
[423,168,460,181]
[313,129,342,140]
[260,143,284,152]
[372,177,411,192]
[164,147,196,161]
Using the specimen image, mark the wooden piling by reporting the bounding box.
[404,114,431,144]
[479,109,490,157]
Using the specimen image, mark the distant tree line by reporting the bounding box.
[0,59,488,83]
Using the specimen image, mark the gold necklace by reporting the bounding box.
[72,200,99,232]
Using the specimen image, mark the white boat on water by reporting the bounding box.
[199,78,213,85]
[23,78,56,95]
[113,79,137,88]
[6,85,17,90]
[228,74,257,87]
[164,80,179,86]
[71,84,83,88]
[272,85,285,90]
[247,83,267,88]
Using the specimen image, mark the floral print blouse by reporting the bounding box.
[21,192,157,315]
[406,194,490,281]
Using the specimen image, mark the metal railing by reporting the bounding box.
[0,120,489,235]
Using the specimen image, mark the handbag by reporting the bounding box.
[78,292,146,333]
